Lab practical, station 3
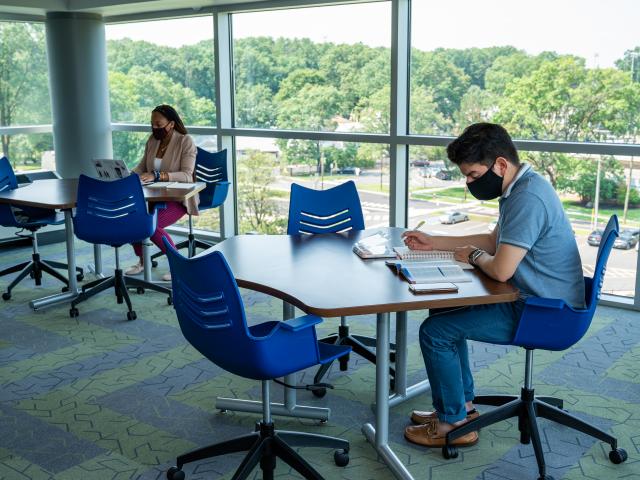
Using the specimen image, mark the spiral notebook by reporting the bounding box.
[393,247,474,270]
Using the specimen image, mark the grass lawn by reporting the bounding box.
[561,200,640,226]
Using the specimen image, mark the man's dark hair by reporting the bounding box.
[152,104,188,135]
[447,123,520,167]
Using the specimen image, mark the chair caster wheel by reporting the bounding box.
[167,296,173,306]
[219,409,227,413]
[442,445,458,459]
[137,287,145,294]
[69,307,79,318]
[166,466,185,480]
[127,311,137,321]
[334,449,349,467]
[609,448,627,464]
[312,387,327,398]
[2,292,11,301]
[77,274,84,281]
[390,351,396,362]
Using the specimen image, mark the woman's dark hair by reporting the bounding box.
[447,123,519,167]
[152,104,188,135]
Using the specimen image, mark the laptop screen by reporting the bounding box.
[93,159,130,181]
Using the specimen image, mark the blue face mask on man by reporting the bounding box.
[467,161,504,200]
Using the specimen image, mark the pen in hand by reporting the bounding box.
[413,220,425,231]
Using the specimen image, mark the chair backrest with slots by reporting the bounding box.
[73,174,156,247]
[287,181,365,235]
[195,147,229,210]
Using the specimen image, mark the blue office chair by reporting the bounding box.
[0,157,83,300]
[151,148,229,262]
[444,215,628,480]
[287,180,396,394]
[70,174,171,321]
[163,240,351,480]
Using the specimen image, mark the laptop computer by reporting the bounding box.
[92,159,152,184]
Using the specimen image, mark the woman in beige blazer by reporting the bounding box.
[126,104,198,281]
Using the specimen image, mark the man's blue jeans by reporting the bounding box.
[419,301,525,424]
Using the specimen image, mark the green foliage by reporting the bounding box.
[616,181,640,206]
[237,149,285,234]
[556,156,624,204]
[614,46,640,82]
[323,143,366,169]
[411,50,470,119]
[0,23,49,162]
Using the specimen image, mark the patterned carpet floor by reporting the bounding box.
[0,239,639,480]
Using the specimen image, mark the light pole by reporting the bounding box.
[593,155,602,230]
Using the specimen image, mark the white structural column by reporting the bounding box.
[389,0,411,228]
[214,12,238,239]
[45,12,113,178]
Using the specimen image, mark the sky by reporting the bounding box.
[105,0,640,68]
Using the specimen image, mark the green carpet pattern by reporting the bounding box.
[0,240,639,480]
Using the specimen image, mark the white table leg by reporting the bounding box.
[86,244,105,279]
[142,238,153,282]
[389,311,430,407]
[362,312,414,480]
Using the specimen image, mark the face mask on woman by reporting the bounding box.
[152,124,170,140]
[466,161,504,200]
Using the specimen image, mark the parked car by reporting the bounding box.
[621,228,640,239]
[614,231,639,250]
[587,229,603,246]
[411,159,430,167]
[336,166,361,176]
[435,169,452,181]
[440,211,469,224]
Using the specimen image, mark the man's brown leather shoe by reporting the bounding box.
[410,408,480,425]
[404,423,479,448]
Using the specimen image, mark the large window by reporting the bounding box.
[410,0,640,143]
[106,16,216,126]
[104,1,640,306]
[0,22,52,172]
[232,2,391,133]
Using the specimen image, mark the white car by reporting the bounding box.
[440,211,469,224]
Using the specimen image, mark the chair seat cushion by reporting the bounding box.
[318,341,351,365]
[14,209,64,228]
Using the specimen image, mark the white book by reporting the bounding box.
[145,182,174,188]
[145,182,195,190]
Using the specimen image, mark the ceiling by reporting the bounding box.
[0,0,294,18]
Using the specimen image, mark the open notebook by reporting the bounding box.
[393,247,473,270]
[386,260,472,284]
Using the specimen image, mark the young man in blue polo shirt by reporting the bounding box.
[403,123,584,448]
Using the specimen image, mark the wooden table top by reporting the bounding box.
[0,178,205,209]
[209,228,519,317]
